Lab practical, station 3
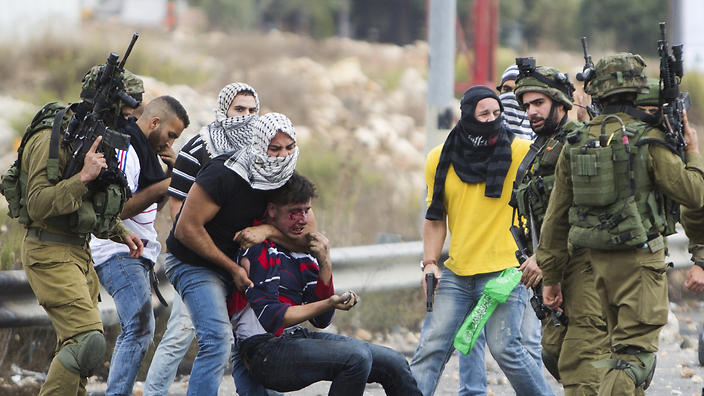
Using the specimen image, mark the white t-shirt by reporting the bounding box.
[90,145,162,265]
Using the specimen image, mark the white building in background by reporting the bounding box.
[0,0,81,42]
[674,0,704,73]
[0,0,170,43]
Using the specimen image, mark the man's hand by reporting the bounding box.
[518,254,543,288]
[684,109,699,154]
[421,262,442,298]
[123,233,144,258]
[307,232,330,267]
[234,225,274,250]
[79,136,107,184]
[329,291,358,311]
[685,265,704,292]
[542,283,563,311]
[158,147,177,173]
[232,265,254,291]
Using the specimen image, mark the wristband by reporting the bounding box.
[420,259,437,271]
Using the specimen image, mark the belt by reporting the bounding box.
[26,228,88,246]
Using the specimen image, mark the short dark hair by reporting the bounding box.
[270,172,317,206]
[155,95,190,128]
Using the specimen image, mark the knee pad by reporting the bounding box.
[56,330,106,377]
[624,352,656,390]
[592,350,656,390]
[541,349,561,381]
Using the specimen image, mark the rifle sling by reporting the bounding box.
[509,135,548,208]
[47,106,72,184]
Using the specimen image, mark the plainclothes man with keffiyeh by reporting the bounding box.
[145,82,266,396]
[409,86,554,396]
[161,113,298,396]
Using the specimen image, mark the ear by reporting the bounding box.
[266,202,276,220]
[150,116,161,131]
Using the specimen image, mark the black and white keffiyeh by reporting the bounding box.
[225,113,299,190]
[202,82,261,157]
[215,82,260,120]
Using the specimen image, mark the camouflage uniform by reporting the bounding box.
[13,67,136,395]
[513,65,610,396]
[537,54,704,396]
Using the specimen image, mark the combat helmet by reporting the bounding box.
[80,65,144,109]
[586,53,648,99]
[514,63,575,110]
[634,78,660,107]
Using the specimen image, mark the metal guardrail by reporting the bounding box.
[0,230,694,328]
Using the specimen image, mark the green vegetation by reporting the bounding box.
[0,33,209,106]
[681,72,704,125]
[0,212,24,271]
[297,139,421,246]
[190,0,670,57]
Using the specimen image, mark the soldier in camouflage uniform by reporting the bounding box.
[8,67,144,395]
[511,62,609,395]
[537,53,704,396]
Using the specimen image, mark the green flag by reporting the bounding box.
[453,267,523,355]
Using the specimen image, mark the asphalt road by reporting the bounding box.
[84,301,704,395]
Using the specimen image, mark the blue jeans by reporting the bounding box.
[520,287,543,367]
[458,331,486,396]
[163,253,234,396]
[458,286,544,395]
[95,253,155,396]
[231,339,281,396]
[409,268,554,396]
[144,292,195,396]
[240,328,421,396]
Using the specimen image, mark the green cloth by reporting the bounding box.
[453,268,522,355]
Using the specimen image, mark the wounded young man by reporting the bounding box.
[229,172,421,396]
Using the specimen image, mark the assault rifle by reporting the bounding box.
[62,33,140,189]
[576,36,600,118]
[657,22,690,157]
[509,221,568,327]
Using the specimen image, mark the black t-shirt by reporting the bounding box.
[121,118,167,189]
[166,155,271,276]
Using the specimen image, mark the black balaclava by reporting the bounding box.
[426,86,515,221]
[459,86,504,137]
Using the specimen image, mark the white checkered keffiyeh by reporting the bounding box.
[225,113,299,190]
[202,82,261,157]
[215,82,260,120]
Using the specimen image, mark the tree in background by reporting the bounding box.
[577,0,668,56]
[187,0,669,56]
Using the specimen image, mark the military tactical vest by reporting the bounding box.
[0,102,129,239]
[565,114,678,251]
[514,122,580,249]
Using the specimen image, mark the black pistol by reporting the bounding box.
[426,273,437,312]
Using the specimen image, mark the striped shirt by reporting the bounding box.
[500,92,535,140]
[167,134,210,200]
[240,240,336,336]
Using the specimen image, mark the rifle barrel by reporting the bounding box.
[118,33,140,69]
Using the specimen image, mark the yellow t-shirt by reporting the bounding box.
[425,138,531,276]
